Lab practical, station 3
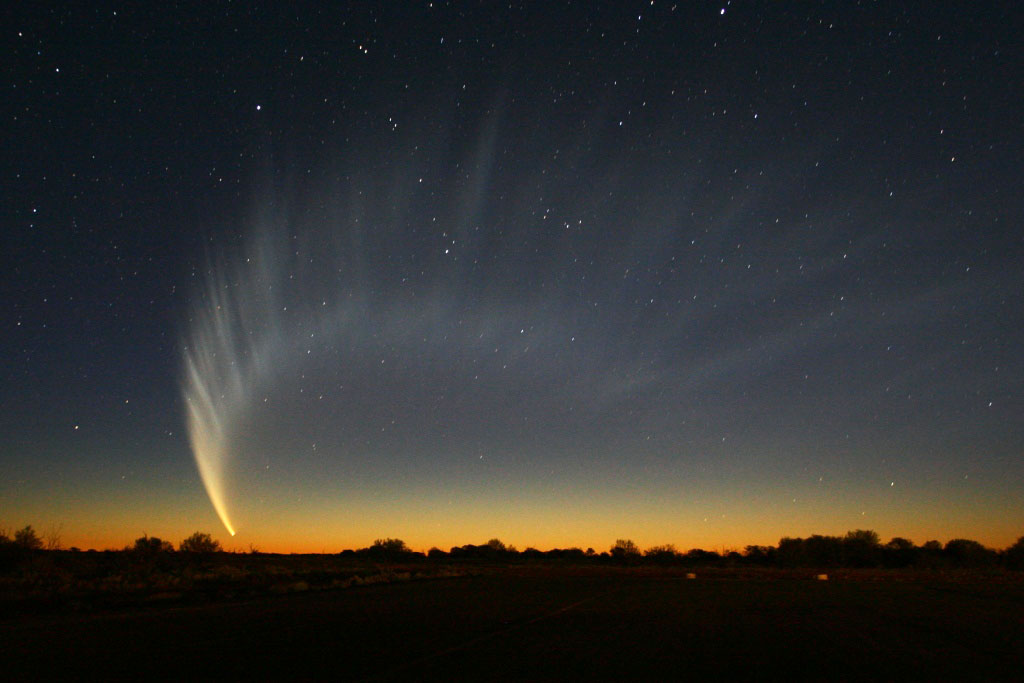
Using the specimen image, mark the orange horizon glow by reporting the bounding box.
[15,516,1023,556]
[7,456,1021,555]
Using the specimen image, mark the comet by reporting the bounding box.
[181,231,285,537]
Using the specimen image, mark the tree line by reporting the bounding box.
[4,525,1024,570]
[0,526,222,570]
[342,532,1024,570]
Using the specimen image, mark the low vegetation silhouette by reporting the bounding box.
[179,532,222,554]
[2,524,1023,615]
[2,524,1023,571]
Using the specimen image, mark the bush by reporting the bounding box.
[843,530,881,567]
[0,531,21,573]
[610,539,641,564]
[179,532,221,554]
[805,535,844,567]
[882,537,917,568]
[644,544,679,563]
[944,539,996,567]
[743,545,776,566]
[133,535,174,555]
[360,538,415,561]
[14,525,43,550]
[776,537,806,567]
[1005,536,1024,570]
[685,549,721,565]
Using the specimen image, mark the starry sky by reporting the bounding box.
[3,2,1022,553]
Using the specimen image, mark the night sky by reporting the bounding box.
[4,2,1022,553]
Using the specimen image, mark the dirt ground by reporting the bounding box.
[2,567,1022,681]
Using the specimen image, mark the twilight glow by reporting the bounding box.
[4,3,1022,553]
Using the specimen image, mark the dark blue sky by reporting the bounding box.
[3,2,1022,551]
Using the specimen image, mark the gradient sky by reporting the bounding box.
[3,2,1022,553]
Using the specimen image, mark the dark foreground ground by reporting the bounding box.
[3,567,1022,681]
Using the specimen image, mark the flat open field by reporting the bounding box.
[3,567,1022,681]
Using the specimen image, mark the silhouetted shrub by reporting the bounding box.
[724,551,743,566]
[777,537,805,567]
[775,532,882,567]
[0,533,20,573]
[882,537,918,568]
[359,538,415,561]
[449,544,481,560]
[179,532,221,554]
[480,539,519,560]
[133,535,174,555]
[0,526,48,573]
[805,535,844,567]
[371,538,408,553]
[14,525,43,550]
[644,544,679,564]
[943,539,996,567]
[684,548,721,566]
[913,540,943,568]
[842,530,881,567]
[544,547,584,562]
[610,539,641,564]
[743,545,776,566]
[129,535,176,573]
[1005,536,1024,570]
[562,547,585,561]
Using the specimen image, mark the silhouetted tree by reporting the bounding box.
[561,547,585,561]
[644,544,679,564]
[130,534,176,573]
[943,539,995,567]
[743,545,776,566]
[372,538,409,553]
[843,529,881,567]
[1005,536,1024,570]
[916,540,944,568]
[882,537,917,568]
[543,547,584,561]
[478,538,519,560]
[133,535,174,555]
[0,529,20,572]
[179,532,221,554]
[777,537,806,567]
[362,538,413,561]
[14,525,42,550]
[42,524,64,551]
[449,544,492,560]
[805,535,844,566]
[685,548,721,565]
[724,550,743,566]
[610,539,641,564]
